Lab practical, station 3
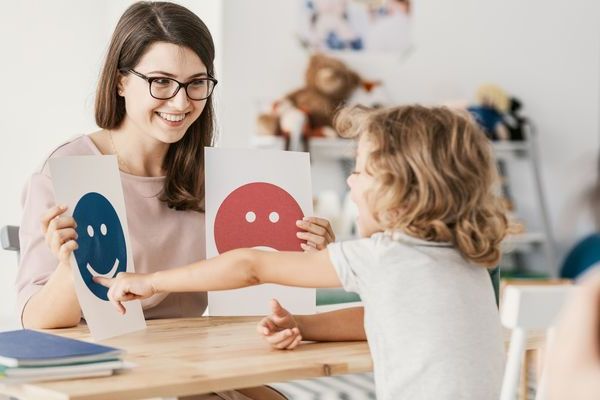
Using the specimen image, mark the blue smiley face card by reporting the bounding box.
[49,155,146,340]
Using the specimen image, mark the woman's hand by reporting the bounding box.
[296,216,335,251]
[94,272,157,315]
[257,299,302,350]
[41,205,78,266]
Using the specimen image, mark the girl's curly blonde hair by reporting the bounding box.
[335,104,510,267]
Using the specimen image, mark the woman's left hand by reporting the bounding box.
[296,216,335,251]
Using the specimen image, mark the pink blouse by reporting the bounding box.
[15,135,207,324]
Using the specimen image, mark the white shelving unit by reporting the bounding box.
[307,133,558,276]
[251,131,558,276]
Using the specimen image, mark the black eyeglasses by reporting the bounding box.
[121,69,217,101]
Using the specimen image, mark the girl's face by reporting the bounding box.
[118,42,208,145]
[346,135,382,237]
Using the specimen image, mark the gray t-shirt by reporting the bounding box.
[328,231,504,400]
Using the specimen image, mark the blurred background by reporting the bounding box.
[0,0,598,328]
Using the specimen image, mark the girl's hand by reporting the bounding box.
[41,205,78,266]
[257,299,302,350]
[296,216,335,252]
[94,272,157,315]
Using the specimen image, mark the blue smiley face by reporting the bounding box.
[73,192,127,301]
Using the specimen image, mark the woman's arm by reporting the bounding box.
[20,204,81,329]
[97,248,341,313]
[22,262,81,328]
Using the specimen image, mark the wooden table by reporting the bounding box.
[0,317,545,400]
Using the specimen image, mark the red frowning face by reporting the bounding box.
[214,182,304,253]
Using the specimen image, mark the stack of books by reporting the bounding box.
[0,329,125,383]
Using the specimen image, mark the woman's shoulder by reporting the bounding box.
[47,134,100,159]
[38,134,101,175]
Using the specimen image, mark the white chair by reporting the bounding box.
[500,284,573,400]
[0,225,19,252]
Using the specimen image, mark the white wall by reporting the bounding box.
[0,1,223,327]
[1,0,597,323]
[219,0,600,269]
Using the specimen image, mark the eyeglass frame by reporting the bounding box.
[119,68,218,101]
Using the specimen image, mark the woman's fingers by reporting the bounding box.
[41,205,68,233]
[300,242,317,252]
[296,219,327,236]
[296,217,336,250]
[51,228,78,256]
[299,217,335,242]
[58,240,78,263]
[296,231,326,248]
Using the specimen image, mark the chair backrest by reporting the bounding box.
[1,225,19,252]
[500,284,573,400]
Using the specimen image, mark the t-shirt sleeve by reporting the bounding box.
[15,172,58,326]
[327,237,378,295]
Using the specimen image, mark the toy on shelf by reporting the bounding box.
[256,53,382,151]
[467,84,531,142]
[467,84,511,141]
[503,97,527,141]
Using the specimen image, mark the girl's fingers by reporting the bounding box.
[272,332,299,350]
[286,334,303,350]
[264,329,297,346]
[257,317,277,335]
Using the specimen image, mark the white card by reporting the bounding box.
[205,147,316,316]
[49,155,146,340]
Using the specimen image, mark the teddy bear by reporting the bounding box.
[257,53,364,151]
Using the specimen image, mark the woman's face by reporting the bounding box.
[346,135,382,237]
[118,42,208,145]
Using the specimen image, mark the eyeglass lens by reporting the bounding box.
[150,78,215,100]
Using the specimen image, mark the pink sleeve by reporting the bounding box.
[15,172,58,326]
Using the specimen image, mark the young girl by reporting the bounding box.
[96,104,509,400]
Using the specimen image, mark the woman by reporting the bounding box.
[15,3,332,399]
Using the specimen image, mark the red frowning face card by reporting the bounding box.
[214,182,304,253]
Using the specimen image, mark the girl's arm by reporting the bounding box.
[258,301,366,350]
[296,307,366,341]
[96,248,341,314]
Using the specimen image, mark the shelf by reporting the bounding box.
[251,136,533,161]
[502,232,546,252]
[308,138,356,160]
[307,138,532,161]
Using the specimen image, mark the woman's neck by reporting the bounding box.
[102,122,169,177]
[112,131,168,177]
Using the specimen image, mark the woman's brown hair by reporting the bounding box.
[335,105,510,267]
[95,1,215,211]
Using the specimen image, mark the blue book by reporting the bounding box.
[0,329,123,367]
